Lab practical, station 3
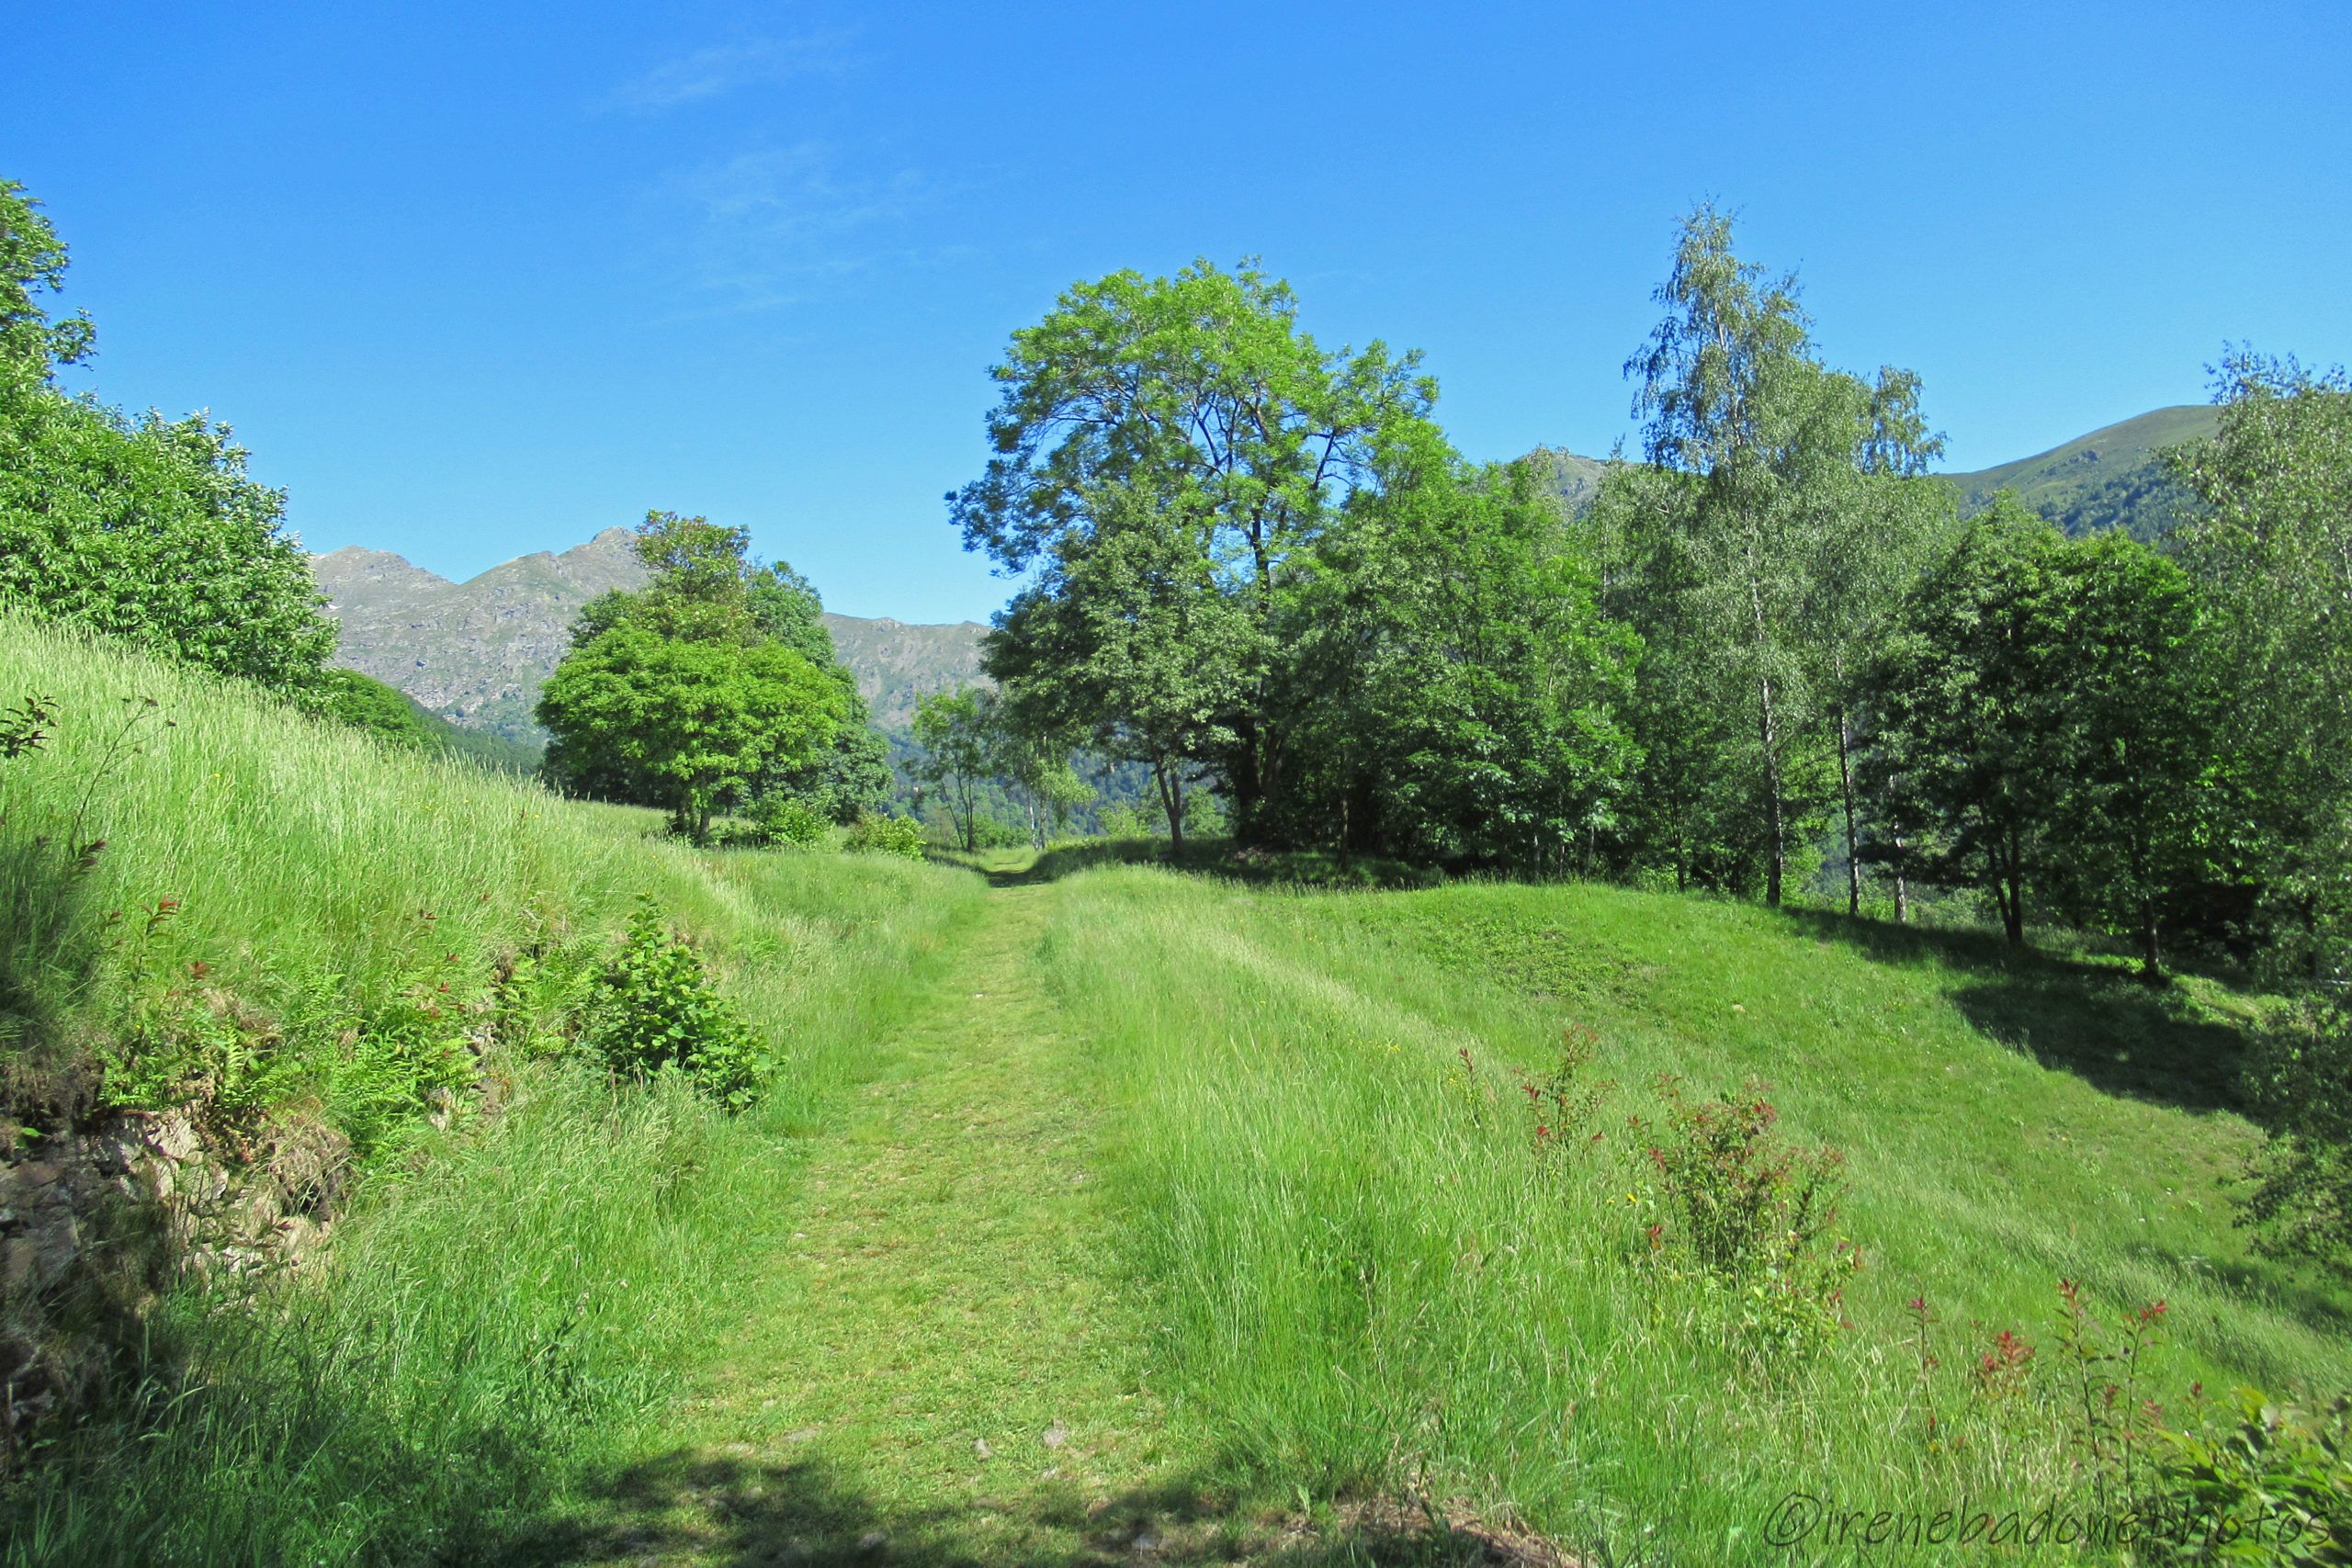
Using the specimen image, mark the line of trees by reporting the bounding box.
[953,213,2347,991]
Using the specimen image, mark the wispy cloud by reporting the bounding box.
[662,142,938,314]
[607,33,847,113]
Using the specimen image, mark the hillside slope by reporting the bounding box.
[0,612,985,1559]
[1939,403,2217,537]
[1530,408,2218,541]
[313,531,988,739]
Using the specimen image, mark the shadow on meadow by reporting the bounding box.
[970,840,1435,893]
[480,1447,1558,1567]
[1776,908,2252,1117]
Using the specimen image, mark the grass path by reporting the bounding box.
[538,878,1232,1566]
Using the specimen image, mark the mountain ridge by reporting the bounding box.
[319,407,2213,743]
[313,529,988,740]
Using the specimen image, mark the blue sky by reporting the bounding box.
[6,3,2346,623]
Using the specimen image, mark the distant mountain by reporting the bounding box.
[312,530,987,740]
[1938,404,2218,539]
[1525,407,2217,542]
[1524,446,1610,516]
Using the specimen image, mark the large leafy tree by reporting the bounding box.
[984,479,1256,854]
[1600,206,1945,905]
[539,626,842,842]
[562,512,887,823]
[1861,498,2069,945]
[2166,350,2352,983]
[910,686,993,853]
[951,259,1436,837]
[1865,499,2240,974]
[2037,531,2243,976]
[1283,430,1641,870]
[0,177,332,696]
[541,512,855,840]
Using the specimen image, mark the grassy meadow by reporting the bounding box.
[2,615,2346,1564]
[1042,865,2349,1561]
[0,615,986,1562]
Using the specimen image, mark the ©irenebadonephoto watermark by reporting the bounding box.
[1762,1491,2326,1555]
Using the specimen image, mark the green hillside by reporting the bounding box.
[1939,404,2219,538]
[1532,408,2219,541]
[9,617,2342,1565]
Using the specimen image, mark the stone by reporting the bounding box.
[1041,1420,1069,1450]
[2,1239,40,1292]
[151,1110,199,1163]
[14,1163,61,1190]
[973,1438,991,1460]
[855,1529,888,1552]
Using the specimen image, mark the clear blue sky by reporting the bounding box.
[6,3,2346,623]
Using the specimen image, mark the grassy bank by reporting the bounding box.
[1042,864,2347,1562]
[0,616,984,1562]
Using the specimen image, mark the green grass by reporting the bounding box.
[6,615,2346,1564]
[0,615,986,1562]
[1039,865,2350,1563]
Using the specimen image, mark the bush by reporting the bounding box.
[846,812,925,860]
[1643,1076,1855,1355]
[576,901,771,1109]
[760,795,830,848]
[2242,995,2352,1276]
[2154,1386,2352,1562]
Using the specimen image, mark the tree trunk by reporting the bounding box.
[2001,861,2025,946]
[1893,838,1910,925]
[2140,908,2163,982]
[1759,673,1785,907]
[1835,708,1861,917]
[1155,759,1186,856]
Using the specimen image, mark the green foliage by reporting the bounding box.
[1645,1077,1854,1354]
[1282,436,1640,869]
[2240,997,2352,1273]
[0,178,332,699]
[321,668,441,749]
[540,621,842,844]
[1596,204,1950,906]
[749,793,831,849]
[956,258,1440,840]
[2168,352,2352,987]
[0,178,94,375]
[2155,1387,2352,1563]
[845,810,925,859]
[910,685,994,853]
[540,512,869,840]
[577,900,771,1109]
[1865,498,2245,973]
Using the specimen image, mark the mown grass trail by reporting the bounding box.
[528,879,1226,1565]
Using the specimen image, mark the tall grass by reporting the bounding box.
[0,615,985,1562]
[1043,866,2350,1562]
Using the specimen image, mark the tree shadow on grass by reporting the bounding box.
[971,840,1435,894]
[477,1447,1560,1567]
[1776,908,2253,1118]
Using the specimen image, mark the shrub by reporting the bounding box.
[846,812,925,860]
[2241,995,2352,1277]
[2154,1387,2351,1562]
[576,901,770,1109]
[754,795,830,848]
[1645,1076,1855,1354]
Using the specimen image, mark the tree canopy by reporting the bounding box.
[539,512,863,840]
[0,176,333,697]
